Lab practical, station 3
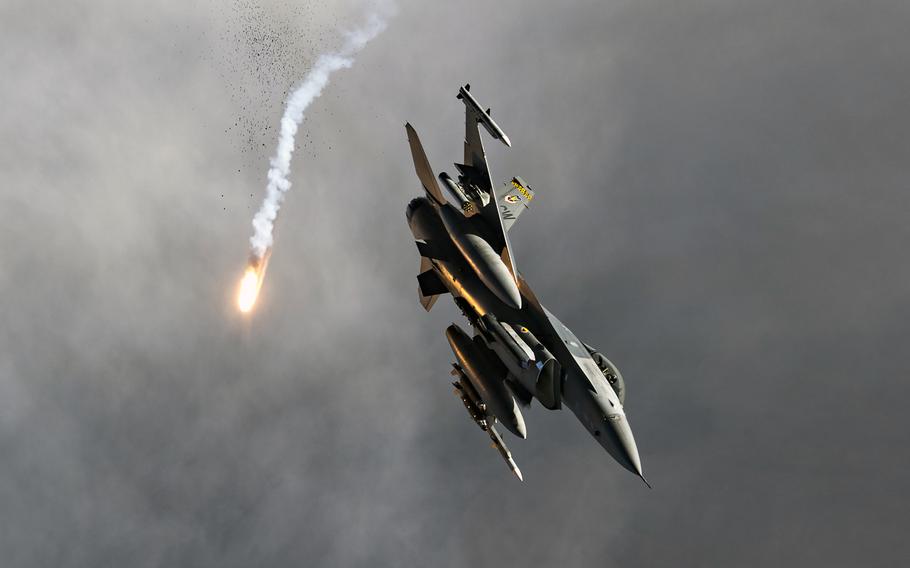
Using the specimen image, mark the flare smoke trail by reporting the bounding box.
[248,10,390,259]
[237,7,391,313]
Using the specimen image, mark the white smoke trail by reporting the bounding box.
[248,10,390,258]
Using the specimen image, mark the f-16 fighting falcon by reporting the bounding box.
[405,84,647,485]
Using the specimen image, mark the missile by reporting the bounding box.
[488,424,523,481]
[457,84,512,148]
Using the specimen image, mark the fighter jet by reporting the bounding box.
[404,84,647,485]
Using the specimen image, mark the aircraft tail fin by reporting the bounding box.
[495,176,535,231]
[488,189,520,288]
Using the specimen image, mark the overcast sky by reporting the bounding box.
[2,0,909,566]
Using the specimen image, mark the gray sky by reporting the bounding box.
[2,0,909,566]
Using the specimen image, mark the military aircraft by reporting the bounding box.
[405,84,646,485]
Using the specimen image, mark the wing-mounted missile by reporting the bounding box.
[486,422,523,481]
[457,84,512,148]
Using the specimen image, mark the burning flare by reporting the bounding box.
[236,251,271,314]
[234,6,393,314]
[237,267,261,313]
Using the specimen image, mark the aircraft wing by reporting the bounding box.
[406,123,446,205]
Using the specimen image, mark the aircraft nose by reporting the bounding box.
[597,413,644,479]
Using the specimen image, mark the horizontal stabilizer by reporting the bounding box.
[417,257,445,311]
[420,293,439,311]
[417,268,448,297]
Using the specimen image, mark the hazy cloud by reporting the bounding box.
[1,0,909,566]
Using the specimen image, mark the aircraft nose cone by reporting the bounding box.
[597,413,644,478]
[564,366,646,482]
